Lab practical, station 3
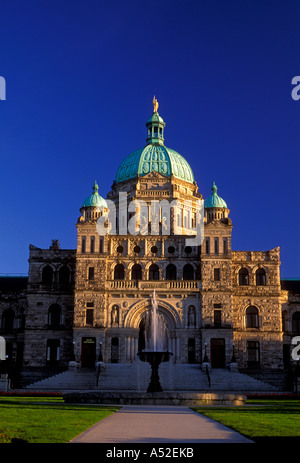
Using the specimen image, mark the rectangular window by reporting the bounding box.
[247,341,260,368]
[99,237,104,253]
[223,238,228,255]
[214,238,219,255]
[81,236,86,253]
[205,238,210,255]
[214,310,222,327]
[86,301,94,308]
[46,339,60,363]
[214,268,220,281]
[86,309,94,325]
[90,236,95,253]
[88,267,95,281]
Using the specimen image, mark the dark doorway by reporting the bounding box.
[111,337,119,363]
[46,339,60,365]
[81,337,96,368]
[188,338,196,363]
[210,338,225,368]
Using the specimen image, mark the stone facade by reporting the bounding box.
[0,106,299,388]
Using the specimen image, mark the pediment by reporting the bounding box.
[140,171,169,181]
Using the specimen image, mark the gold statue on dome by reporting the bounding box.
[153,95,159,112]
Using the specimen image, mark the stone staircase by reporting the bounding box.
[25,361,280,393]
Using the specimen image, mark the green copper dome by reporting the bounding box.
[204,182,227,208]
[115,101,194,184]
[82,181,107,208]
[115,144,194,184]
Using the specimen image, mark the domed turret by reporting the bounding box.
[204,182,227,209]
[79,181,107,223]
[82,181,107,208]
[204,182,230,223]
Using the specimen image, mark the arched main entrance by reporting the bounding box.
[124,299,181,363]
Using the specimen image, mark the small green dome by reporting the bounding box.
[204,182,227,208]
[115,144,194,184]
[146,112,165,125]
[82,181,107,208]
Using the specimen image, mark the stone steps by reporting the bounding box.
[25,361,279,393]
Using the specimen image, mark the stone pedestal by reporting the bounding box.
[68,361,78,371]
[230,362,238,372]
[201,362,211,373]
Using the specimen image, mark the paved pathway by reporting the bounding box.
[70,405,253,443]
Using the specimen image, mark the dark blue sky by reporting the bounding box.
[0,0,299,277]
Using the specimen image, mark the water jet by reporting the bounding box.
[138,290,173,392]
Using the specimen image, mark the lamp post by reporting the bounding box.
[203,343,208,363]
[99,341,103,362]
[231,343,236,363]
[96,341,104,387]
[230,342,238,371]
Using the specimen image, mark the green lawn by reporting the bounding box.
[0,396,119,443]
[1,396,300,443]
[193,399,300,441]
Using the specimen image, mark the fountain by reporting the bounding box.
[138,290,172,392]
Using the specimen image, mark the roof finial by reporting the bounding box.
[153,95,159,113]
[92,180,99,194]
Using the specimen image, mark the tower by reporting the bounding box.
[201,182,234,367]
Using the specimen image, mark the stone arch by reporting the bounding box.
[148,263,160,280]
[127,260,145,270]
[110,260,128,271]
[182,263,195,280]
[41,264,55,284]
[48,303,62,327]
[58,264,71,284]
[235,266,251,285]
[123,299,182,331]
[244,304,260,328]
[165,263,177,280]
[131,263,143,280]
[252,264,269,274]
[234,264,252,277]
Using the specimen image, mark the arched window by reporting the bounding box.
[238,268,249,285]
[149,264,159,281]
[256,268,266,286]
[166,264,177,280]
[183,264,194,280]
[246,306,259,328]
[292,312,300,334]
[59,266,70,285]
[131,264,142,280]
[48,304,61,328]
[2,309,15,331]
[114,264,125,280]
[42,265,53,284]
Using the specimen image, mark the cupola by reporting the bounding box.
[145,96,165,146]
[204,182,230,223]
[79,181,108,222]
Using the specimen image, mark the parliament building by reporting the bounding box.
[0,100,299,390]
